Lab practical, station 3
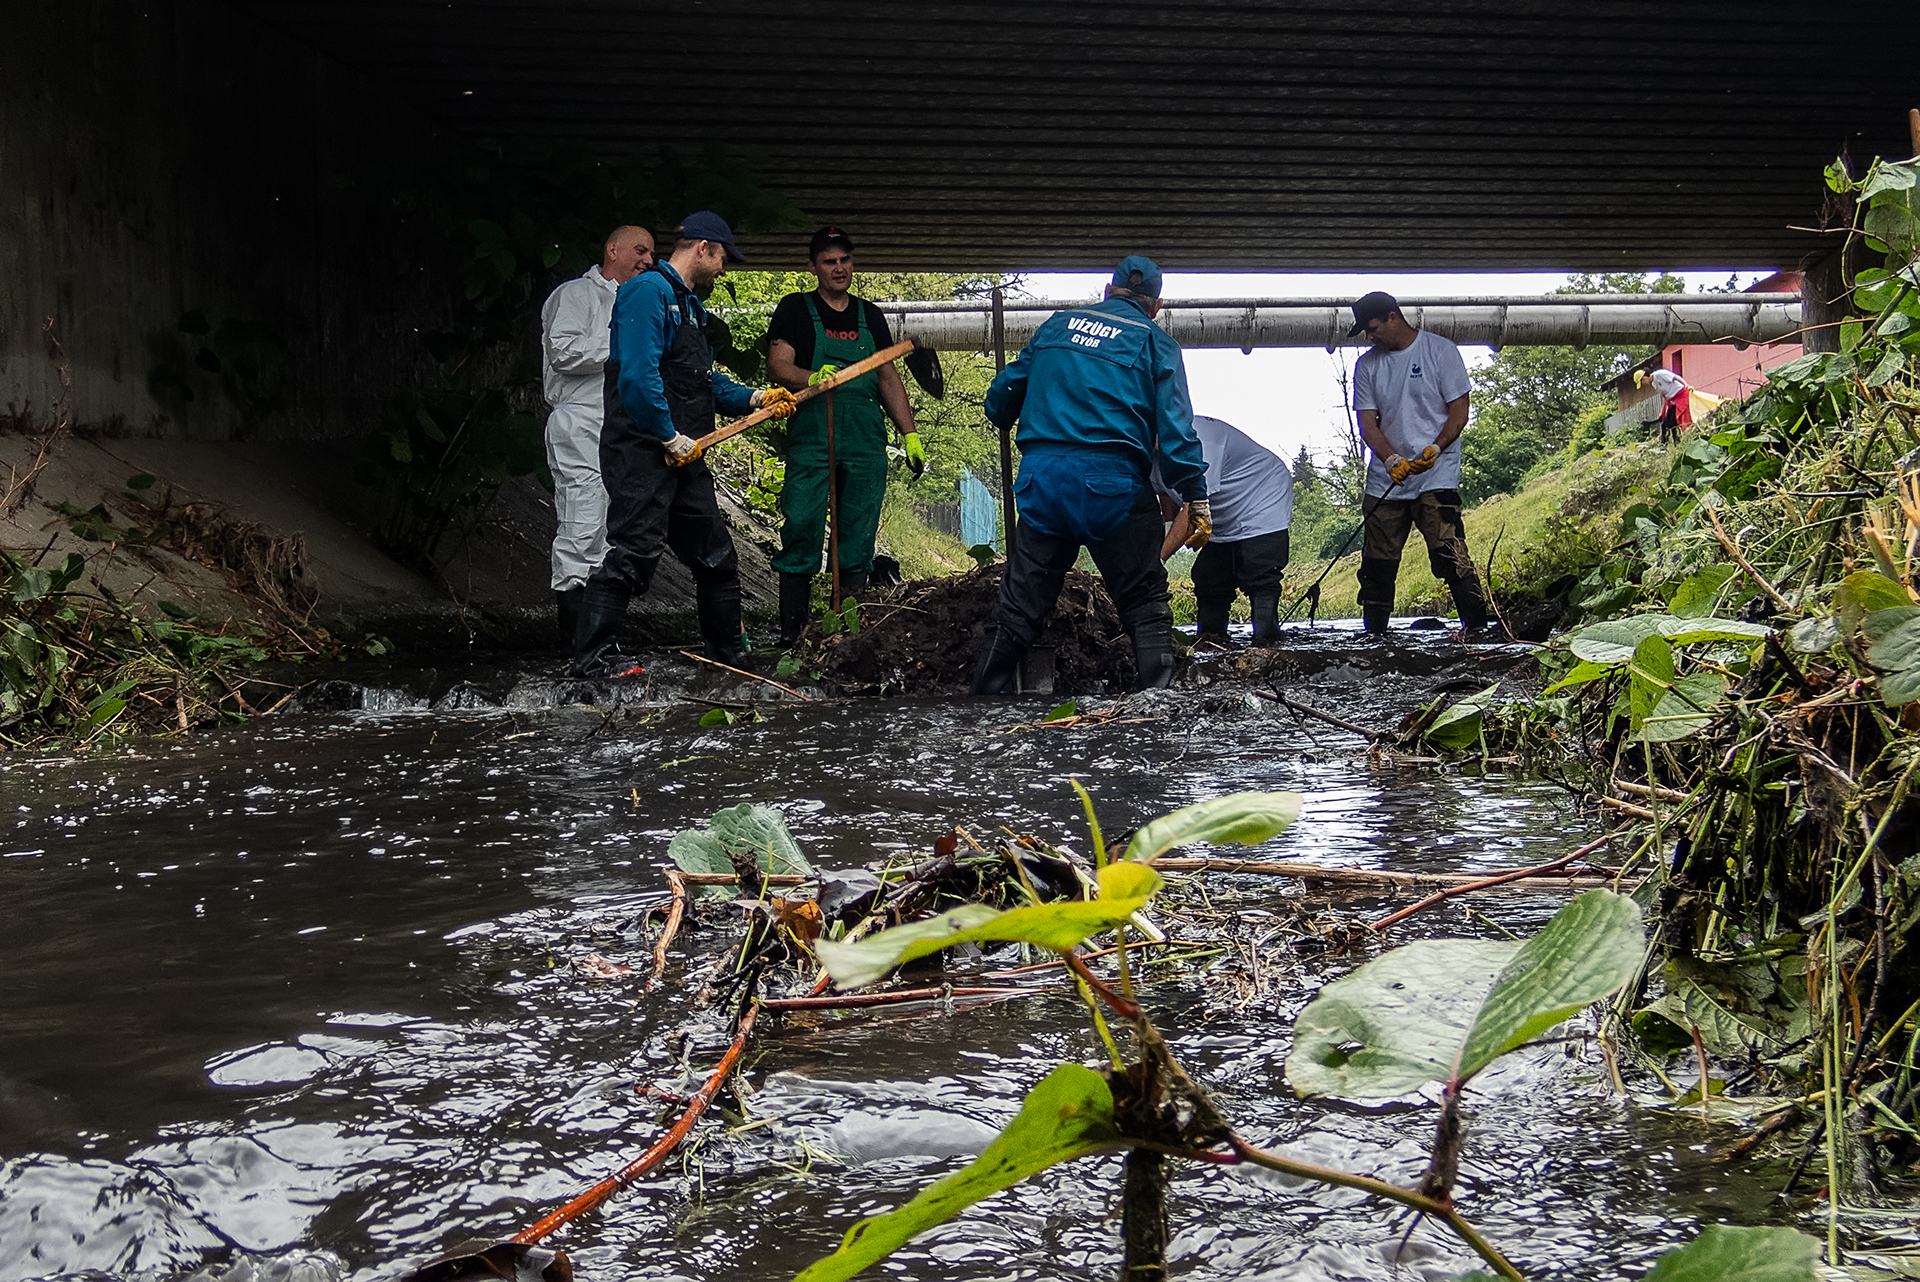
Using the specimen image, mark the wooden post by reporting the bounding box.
[993,286,1016,564]
[1910,107,1919,158]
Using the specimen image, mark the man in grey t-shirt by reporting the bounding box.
[1348,291,1492,637]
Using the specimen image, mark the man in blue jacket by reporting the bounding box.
[571,211,797,678]
[972,256,1211,694]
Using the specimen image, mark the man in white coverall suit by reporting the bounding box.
[540,225,657,645]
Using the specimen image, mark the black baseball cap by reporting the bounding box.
[679,210,746,264]
[809,225,855,258]
[1348,290,1399,337]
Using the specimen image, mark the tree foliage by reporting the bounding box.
[1458,272,1682,504]
[706,270,1010,513]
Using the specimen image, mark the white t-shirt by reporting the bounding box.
[1353,328,1471,498]
[1194,416,1292,540]
[1649,368,1689,401]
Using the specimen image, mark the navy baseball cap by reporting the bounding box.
[809,225,855,258]
[679,210,746,264]
[1348,290,1399,337]
[1111,255,1163,298]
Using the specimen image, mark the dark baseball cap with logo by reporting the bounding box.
[1111,254,1163,299]
[1347,290,1400,337]
[809,225,855,258]
[678,210,746,264]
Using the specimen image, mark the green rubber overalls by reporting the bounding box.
[771,294,891,576]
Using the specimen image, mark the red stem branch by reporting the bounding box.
[512,1005,758,1244]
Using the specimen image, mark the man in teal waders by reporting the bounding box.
[766,226,924,647]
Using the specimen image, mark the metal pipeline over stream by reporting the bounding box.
[880,293,1804,351]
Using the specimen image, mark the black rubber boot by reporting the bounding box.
[1194,593,1233,645]
[1250,592,1283,647]
[1442,576,1492,638]
[1131,615,1175,691]
[695,576,748,667]
[555,587,584,650]
[970,628,1028,696]
[778,573,813,649]
[836,571,869,607]
[1362,604,1392,635]
[571,581,635,677]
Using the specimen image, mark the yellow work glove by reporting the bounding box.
[1408,444,1439,473]
[663,432,705,467]
[903,432,925,478]
[806,364,842,387]
[752,386,799,419]
[1385,453,1414,484]
[1183,500,1213,550]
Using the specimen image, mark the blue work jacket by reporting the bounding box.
[983,295,1208,502]
[610,263,755,443]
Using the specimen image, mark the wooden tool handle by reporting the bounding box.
[684,339,915,458]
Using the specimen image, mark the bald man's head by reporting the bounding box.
[603,225,656,284]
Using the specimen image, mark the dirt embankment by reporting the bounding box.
[802,566,1135,696]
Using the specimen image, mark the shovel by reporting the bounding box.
[675,339,944,464]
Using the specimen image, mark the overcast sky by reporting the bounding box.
[1019,271,1768,466]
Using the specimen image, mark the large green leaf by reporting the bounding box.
[666,829,737,900]
[666,804,812,899]
[1453,890,1644,1080]
[1627,635,1676,731]
[1641,1225,1819,1282]
[1289,940,1516,1098]
[1542,659,1615,695]
[709,803,813,877]
[1637,672,1729,743]
[1421,686,1497,751]
[1666,565,1738,618]
[815,861,1163,989]
[1122,791,1303,863]
[1870,613,1920,705]
[1567,615,1668,665]
[1837,570,1913,634]
[793,1065,1120,1282]
[1290,891,1644,1098]
[1566,614,1770,666]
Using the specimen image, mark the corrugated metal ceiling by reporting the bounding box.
[238,1,1918,272]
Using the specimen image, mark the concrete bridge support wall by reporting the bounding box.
[1,0,448,441]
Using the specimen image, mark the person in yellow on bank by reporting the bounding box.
[766,226,924,647]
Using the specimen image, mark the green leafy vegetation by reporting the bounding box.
[786,789,1809,1282]
[1435,153,1920,1259]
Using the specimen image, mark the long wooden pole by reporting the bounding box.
[993,286,1016,564]
[682,340,914,460]
[827,390,841,608]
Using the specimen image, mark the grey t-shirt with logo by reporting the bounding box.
[1352,328,1471,498]
[1194,416,1292,541]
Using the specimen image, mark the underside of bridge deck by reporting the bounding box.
[237,1,1917,271]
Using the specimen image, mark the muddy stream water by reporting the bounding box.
[1,627,1797,1281]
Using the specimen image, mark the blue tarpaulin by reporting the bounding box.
[960,472,999,550]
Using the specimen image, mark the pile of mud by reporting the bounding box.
[806,567,1133,696]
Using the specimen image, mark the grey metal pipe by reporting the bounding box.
[877,295,1804,351]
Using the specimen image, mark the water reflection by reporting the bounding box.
[0,673,1780,1280]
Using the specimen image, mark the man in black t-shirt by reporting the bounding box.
[765,226,924,646]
